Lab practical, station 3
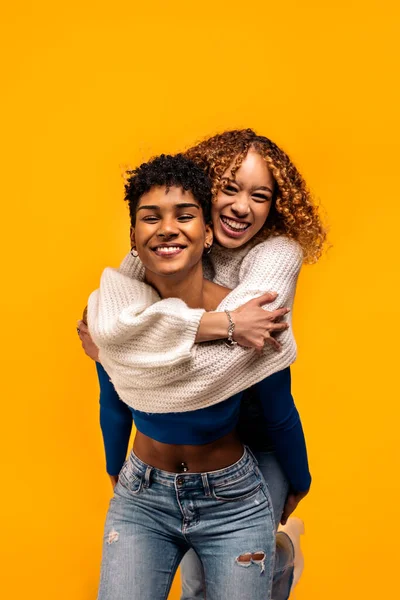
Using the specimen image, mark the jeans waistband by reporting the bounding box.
[126,446,258,489]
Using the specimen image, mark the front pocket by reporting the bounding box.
[212,470,263,502]
[117,461,143,495]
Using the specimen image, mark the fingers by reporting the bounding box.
[77,320,89,335]
[267,322,289,333]
[264,336,281,351]
[253,335,281,354]
[76,319,99,362]
[81,338,99,361]
[248,291,278,307]
[265,307,290,320]
[77,321,90,348]
[242,298,290,320]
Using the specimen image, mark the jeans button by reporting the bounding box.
[177,477,184,486]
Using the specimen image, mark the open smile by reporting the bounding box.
[219,215,251,238]
[151,243,187,257]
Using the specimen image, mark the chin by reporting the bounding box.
[156,266,183,277]
[216,234,250,249]
[158,261,191,277]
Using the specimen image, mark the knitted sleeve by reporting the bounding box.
[218,236,303,313]
[89,235,301,351]
[87,236,303,413]
[87,253,204,369]
[88,277,204,369]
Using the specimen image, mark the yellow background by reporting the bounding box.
[1,1,398,598]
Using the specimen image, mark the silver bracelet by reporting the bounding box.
[224,310,238,348]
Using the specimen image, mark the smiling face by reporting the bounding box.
[211,149,275,248]
[131,185,213,279]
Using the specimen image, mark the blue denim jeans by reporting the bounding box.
[98,447,276,600]
[180,452,294,600]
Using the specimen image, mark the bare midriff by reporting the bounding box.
[133,429,244,473]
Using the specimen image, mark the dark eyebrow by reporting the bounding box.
[136,205,160,212]
[221,177,273,195]
[136,203,200,212]
[175,203,200,210]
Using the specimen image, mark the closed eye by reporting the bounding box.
[223,185,238,194]
[252,193,271,202]
[177,214,196,222]
[142,215,159,222]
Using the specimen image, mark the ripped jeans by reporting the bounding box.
[97,447,276,600]
[181,452,295,600]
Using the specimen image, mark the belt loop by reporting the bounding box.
[245,445,258,465]
[201,473,211,497]
[143,466,153,488]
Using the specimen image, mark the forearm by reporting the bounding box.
[100,405,132,476]
[265,408,311,493]
[96,363,133,476]
[253,368,311,493]
[195,312,229,342]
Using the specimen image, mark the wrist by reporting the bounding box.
[196,312,234,343]
[224,310,238,348]
[109,474,119,489]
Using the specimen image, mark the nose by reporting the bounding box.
[157,217,179,239]
[230,192,251,218]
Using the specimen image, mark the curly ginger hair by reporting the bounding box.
[184,129,326,263]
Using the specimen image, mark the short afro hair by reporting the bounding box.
[124,154,212,225]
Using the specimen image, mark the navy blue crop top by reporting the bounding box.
[130,392,243,445]
[96,363,311,492]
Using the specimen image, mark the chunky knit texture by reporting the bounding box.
[88,235,303,413]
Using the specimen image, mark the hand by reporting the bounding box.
[77,320,100,362]
[109,475,118,489]
[281,490,309,525]
[231,292,290,352]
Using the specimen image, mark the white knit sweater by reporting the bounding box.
[87,235,303,413]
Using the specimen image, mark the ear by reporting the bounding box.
[130,227,136,249]
[204,223,213,249]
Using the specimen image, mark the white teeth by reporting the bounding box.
[221,216,249,231]
[156,246,181,253]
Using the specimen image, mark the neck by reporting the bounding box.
[144,263,206,309]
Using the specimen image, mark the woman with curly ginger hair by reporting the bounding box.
[79,129,326,600]
[185,128,325,264]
